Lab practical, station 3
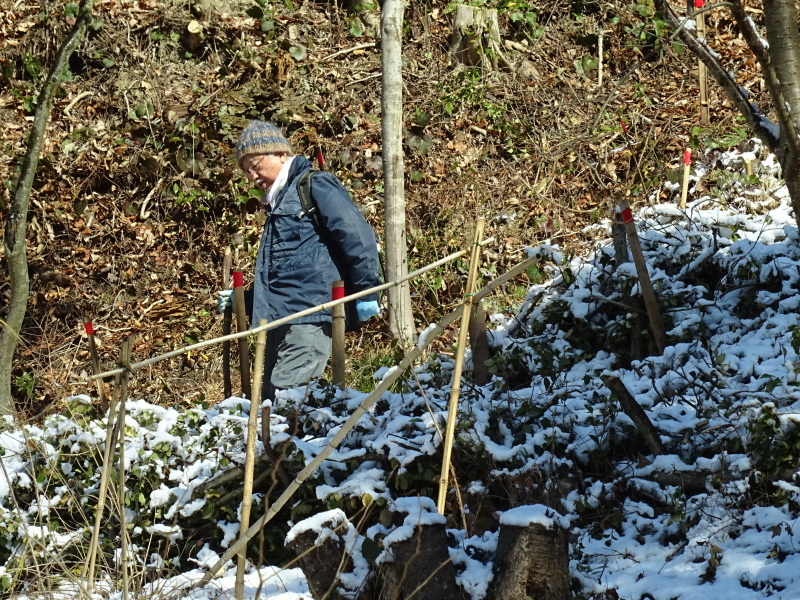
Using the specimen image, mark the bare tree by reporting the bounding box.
[653,0,800,219]
[381,0,416,344]
[0,0,96,413]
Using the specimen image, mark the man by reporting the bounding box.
[218,120,381,400]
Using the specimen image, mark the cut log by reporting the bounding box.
[375,498,464,600]
[603,375,666,456]
[285,510,356,600]
[487,505,570,600]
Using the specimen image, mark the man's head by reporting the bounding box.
[235,121,293,190]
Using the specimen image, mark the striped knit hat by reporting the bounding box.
[235,120,292,167]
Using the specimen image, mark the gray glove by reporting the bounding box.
[216,289,235,314]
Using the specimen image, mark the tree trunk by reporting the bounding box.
[0,0,95,414]
[762,0,800,133]
[381,0,416,345]
[487,511,570,600]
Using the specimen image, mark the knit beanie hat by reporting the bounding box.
[235,120,292,167]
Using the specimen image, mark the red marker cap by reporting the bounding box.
[84,321,94,336]
[695,0,704,7]
[683,149,692,165]
[621,207,634,224]
[315,150,324,168]
[233,271,244,288]
[332,282,345,301]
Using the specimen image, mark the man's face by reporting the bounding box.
[242,153,287,190]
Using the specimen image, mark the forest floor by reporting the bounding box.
[0,0,770,410]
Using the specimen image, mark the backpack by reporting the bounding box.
[296,170,383,331]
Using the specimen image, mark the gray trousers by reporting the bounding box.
[263,322,332,401]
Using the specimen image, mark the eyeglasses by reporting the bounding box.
[244,155,267,174]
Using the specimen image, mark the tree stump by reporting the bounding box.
[449,5,503,71]
[487,505,570,600]
[285,509,356,600]
[374,497,464,600]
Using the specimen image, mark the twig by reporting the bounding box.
[321,42,375,62]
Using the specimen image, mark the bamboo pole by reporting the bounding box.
[233,271,252,399]
[196,254,539,587]
[84,347,124,598]
[618,200,668,354]
[222,248,233,399]
[696,0,710,125]
[84,318,108,411]
[331,281,346,389]
[437,217,485,514]
[679,148,691,210]
[235,320,268,599]
[116,338,132,600]
[90,240,495,381]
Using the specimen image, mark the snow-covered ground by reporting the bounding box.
[3,140,800,599]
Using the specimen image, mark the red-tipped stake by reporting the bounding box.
[679,148,692,210]
[315,147,324,170]
[84,319,108,411]
[331,281,346,389]
[618,201,668,355]
[233,271,252,400]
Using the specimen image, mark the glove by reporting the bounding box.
[356,300,380,321]
[216,289,235,314]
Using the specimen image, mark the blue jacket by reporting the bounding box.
[251,156,380,326]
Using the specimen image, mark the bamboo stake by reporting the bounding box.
[437,217,485,514]
[696,0,710,125]
[84,318,108,411]
[618,200,668,354]
[233,271,252,399]
[679,148,691,210]
[235,320,268,599]
[90,240,495,381]
[84,350,124,598]
[222,248,233,399]
[116,338,132,600]
[196,254,539,587]
[331,281,346,389]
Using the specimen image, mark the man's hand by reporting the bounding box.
[216,290,235,314]
[356,300,380,321]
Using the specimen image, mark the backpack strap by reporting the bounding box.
[296,170,323,231]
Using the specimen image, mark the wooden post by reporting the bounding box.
[84,319,108,412]
[437,217,485,514]
[222,248,233,399]
[468,304,490,386]
[331,281,346,389]
[618,201,668,355]
[233,271,252,399]
[679,148,691,210]
[235,320,268,599]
